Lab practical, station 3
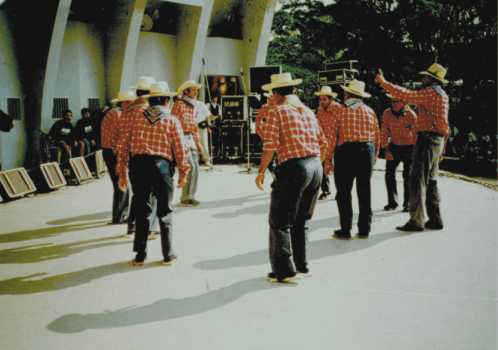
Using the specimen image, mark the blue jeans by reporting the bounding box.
[268,156,322,277]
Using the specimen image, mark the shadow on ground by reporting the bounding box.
[47,276,294,333]
[0,221,111,244]
[46,211,112,225]
[0,236,128,264]
[194,231,408,270]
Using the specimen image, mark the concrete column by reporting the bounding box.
[175,0,214,88]
[241,0,278,89]
[106,0,147,100]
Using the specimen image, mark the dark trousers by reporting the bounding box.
[409,132,445,227]
[129,155,175,259]
[385,144,414,208]
[269,156,322,277]
[102,148,129,223]
[321,163,330,194]
[334,142,375,233]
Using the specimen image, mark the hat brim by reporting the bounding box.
[341,85,371,98]
[144,92,177,98]
[314,92,338,98]
[262,79,302,92]
[419,71,448,84]
[112,97,135,103]
[178,83,202,93]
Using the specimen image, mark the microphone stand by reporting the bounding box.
[239,67,253,173]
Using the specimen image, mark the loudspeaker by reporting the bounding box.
[31,162,67,192]
[68,157,94,184]
[94,150,107,178]
[0,167,37,200]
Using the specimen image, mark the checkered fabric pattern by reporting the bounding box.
[262,103,327,164]
[329,100,380,157]
[380,108,417,148]
[380,81,449,136]
[100,108,121,150]
[317,101,341,139]
[255,104,270,139]
[116,106,190,180]
[171,99,202,150]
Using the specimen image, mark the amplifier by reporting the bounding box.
[68,157,94,184]
[0,167,37,200]
[30,162,67,192]
[94,150,107,178]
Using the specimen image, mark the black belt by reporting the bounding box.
[418,131,444,138]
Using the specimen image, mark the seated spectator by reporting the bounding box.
[74,108,97,156]
[49,109,76,164]
[0,109,14,132]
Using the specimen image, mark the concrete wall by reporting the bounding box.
[133,32,177,89]
[203,37,244,76]
[0,11,26,169]
[49,20,106,128]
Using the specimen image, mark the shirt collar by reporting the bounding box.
[345,97,363,107]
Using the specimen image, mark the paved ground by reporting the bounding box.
[0,163,496,350]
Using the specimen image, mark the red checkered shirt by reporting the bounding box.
[317,101,341,139]
[329,99,380,157]
[116,105,190,180]
[380,108,417,148]
[255,104,271,139]
[100,108,122,150]
[171,99,202,150]
[262,102,327,164]
[380,81,449,136]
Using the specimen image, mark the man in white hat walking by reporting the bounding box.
[256,73,327,283]
[117,81,190,265]
[381,94,418,212]
[376,63,450,232]
[328,79,380,239]
[171,80,206,206]
[101,90,136,224]
[314,85,341,200]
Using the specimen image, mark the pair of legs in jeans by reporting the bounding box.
[129,155,176,262]
[403,132,444,230]
[334,142,375,237]
[268,156,322,280]
[181,145,199,205]
[385,144,414,211]
[102,148,129,224]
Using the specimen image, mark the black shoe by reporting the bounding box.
[161,255,177,266]
[357,232,369,239]
[132,253,147,266]
[384,204,398,211]
[318,192,330,200]
[396,222,424,232]
[332,229,351,240]
[267,272,297,283]
[424,221,444,230]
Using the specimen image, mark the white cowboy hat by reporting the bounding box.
[177,80,202,94]
[144,81,177,98]
[132,76,156,91]
[262,73,302,91]
[314,85,338,98]
[419,63,448,83]
[341,79,371,98]
[111,90,137,103]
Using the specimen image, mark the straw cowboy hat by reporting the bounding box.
[177,80,202,94]
[133,76,156,91]
[314,85,338,98]
[144,81,177,98]
[419,63,448,83]
[111,90,137,103]
[341,79,371,98]
[262,73,302,91]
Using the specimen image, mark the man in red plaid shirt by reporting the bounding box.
[171,80,206,207]
[381,94,418,212]
[117,81,190,265]
[328,79,380,240]
[256,73,327,283]
[101,90,136,224]
[376,63,449,232]
[315,85,341,200]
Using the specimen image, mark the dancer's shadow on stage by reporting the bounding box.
[46,211,112,225]
[0,221,109,244]
[212,203,269,219]
[196,193,269,210]
[47,276,295,334]
[0,260,157,295]
[194,231,408,271]
[0,235,128,264]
